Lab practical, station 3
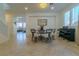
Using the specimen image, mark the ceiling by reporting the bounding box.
[6,3,72,14]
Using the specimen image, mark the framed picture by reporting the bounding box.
[38,19,47,26]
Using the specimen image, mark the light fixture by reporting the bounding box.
[25,7,28,10]
[39,3,48,8]
[49,3,54,10]
[51,6,54,10]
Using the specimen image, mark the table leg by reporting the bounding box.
[48,33,51,41]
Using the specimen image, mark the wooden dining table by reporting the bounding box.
[31,29,53,42]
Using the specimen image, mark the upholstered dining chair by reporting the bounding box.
[31,29,36,41]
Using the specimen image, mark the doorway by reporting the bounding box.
[14,16,26,45]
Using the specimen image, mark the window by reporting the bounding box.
[16,23,23,28]
[71,6,79,25]
[64,11,70,26]
[64,5,79,26]
[23,22,26,28]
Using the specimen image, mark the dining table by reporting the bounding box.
[31,29,53,42]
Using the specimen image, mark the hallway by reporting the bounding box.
[0,35,79,56]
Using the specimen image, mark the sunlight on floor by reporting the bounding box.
[16,32,26,48]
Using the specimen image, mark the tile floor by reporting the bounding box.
[0,32,79,56]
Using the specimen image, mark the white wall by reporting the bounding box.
[75,24,79,44]
[25,12,60,37]
[5,13,15,40]
[0,4,8,43]
[59,3,79,44]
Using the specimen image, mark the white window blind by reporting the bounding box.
[64,11,70,26]
[71,6,79,26]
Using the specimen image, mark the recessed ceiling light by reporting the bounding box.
[25,7,28,10]
[51,6,54,10]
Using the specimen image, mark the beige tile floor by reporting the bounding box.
[0,35,79,56]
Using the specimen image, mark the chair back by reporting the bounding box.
[46,29,52,33]
[31,29,36,33]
